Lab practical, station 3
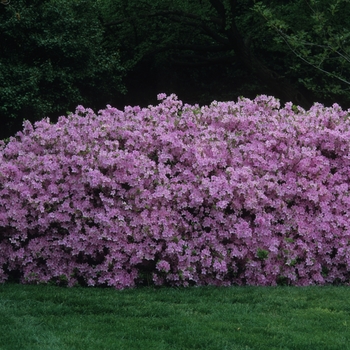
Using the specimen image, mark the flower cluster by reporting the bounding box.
[1,94,350,288]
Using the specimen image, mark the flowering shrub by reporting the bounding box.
[1,93,350,288]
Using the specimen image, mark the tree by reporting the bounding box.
[101,0,350,109]
[100,0,313,107]
[0,0,126,139]
[253,0,350,108]
[3,0,349,140]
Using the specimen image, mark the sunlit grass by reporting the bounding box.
[0,283,349,349]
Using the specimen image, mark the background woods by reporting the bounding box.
[1,0,350,139]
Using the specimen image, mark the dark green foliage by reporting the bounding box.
[254,0,350,108]
[0,0,125,139]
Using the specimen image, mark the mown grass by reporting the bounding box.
[0,283,350,350]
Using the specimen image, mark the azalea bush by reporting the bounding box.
[1,94,350,288]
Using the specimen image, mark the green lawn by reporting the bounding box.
[0,283,349,350]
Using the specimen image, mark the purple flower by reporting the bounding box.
[2,94,350,287]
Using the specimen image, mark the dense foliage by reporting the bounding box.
[1,95,350,288]
[254,0,350,105]
[0,0,125,139]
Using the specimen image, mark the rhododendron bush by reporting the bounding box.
[1,93,350,288]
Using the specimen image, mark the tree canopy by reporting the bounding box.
[0,0,125,139]
[254,0,350,106]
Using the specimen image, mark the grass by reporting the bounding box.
[0,283,350,350]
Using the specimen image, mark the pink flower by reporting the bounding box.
[157,93,167,101]
[2,94,350,287]
[156,260,171,272]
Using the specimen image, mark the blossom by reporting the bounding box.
[157,93,167,101]
[156,260,171,272]
[1,94,350,288]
